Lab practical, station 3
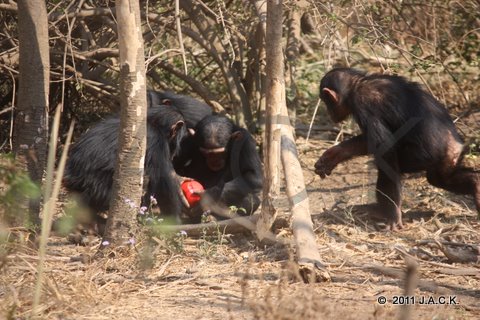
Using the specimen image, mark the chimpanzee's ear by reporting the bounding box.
[161,98,173,106]
[322,88,339,105]
[231,130,244,141]
[170,120,185,137]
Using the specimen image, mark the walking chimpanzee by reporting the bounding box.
[64,106,189,227]
[178,115,263,221]
[314,67,480,230]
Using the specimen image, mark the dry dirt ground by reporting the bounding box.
[1,114,480,320]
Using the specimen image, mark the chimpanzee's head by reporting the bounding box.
[148,106,188,159]
[320,68,365,123]
[194,115,235,172]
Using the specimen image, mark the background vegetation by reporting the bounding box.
[0,1,479,318]
[0,0,478,149]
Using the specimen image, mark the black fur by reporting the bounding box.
[320,68,463,172]
[147,90,212,128]
[316,67,480,228]
[179,115,263,220]
[64,106,188,219]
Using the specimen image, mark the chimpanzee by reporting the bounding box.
[147,90,213,128]
[64,106,189,227]
[178,115,263,221]
[314,67,480,230]
[147,90,214,169]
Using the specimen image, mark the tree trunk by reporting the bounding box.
[257,0,330,282]
[14,0,50,227]
[286,3,306,130]
[251,0,268,136]
[102,0,147,248]
[255,0,282,241]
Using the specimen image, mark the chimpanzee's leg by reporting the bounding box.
[374,151,403,230]
[375,169,403,230]
[426,165,480,214]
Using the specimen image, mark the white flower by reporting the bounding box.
[150,195,158,205]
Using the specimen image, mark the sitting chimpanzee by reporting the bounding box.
[147,90,213,128]
[314,67,480,230]
[64,106,189,229]
[178,115,263,222]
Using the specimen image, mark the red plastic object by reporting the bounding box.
[181,180,204,206]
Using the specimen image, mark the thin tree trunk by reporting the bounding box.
[286,4,306,130]
[257,0,330,282]
[251,1,268,137]
[102,0,147,248]
[255,0,282,241]
[14,0,50,227]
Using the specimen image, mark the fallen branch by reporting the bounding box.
[416,239,480,263]
[163,215,260,237]
[162,214,289,245]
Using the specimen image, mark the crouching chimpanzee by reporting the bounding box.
[147,90,213,128]
[64,106,190,229]
[314,67,480,230]
[147,90,214,169]
[178,115,263,222]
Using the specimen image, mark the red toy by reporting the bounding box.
[181,180,204,206]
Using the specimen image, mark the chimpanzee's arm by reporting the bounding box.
[219,129,263,203]
[314,134,368,178]
[144,128,183,220]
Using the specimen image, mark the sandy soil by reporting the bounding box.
[1,115,479,320]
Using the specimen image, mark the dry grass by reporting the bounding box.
[1,114,480,320]
[2,161,479,319]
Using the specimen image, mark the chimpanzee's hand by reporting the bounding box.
[314,146,341,178]
[195,186,222,213]
[201,187,222,202]
[176,175,193,208]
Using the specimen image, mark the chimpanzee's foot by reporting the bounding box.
[366,205,403,231]
[387,218,404,231]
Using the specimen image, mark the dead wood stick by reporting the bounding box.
[161,214,288,245]
[363,264,439,293]
[416,239,480,248]
[399,256,418,320]
[162,215,259,237]
[395,247,480,274]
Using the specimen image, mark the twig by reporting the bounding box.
[175,0,188,74]
[416,239,480,249]
[0,106,13,116]
[306,98,322,142]
[33,108,75,316]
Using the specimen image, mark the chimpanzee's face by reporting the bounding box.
[328,103,350,123]
[321,87,350,123]
[200,147,227,172]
